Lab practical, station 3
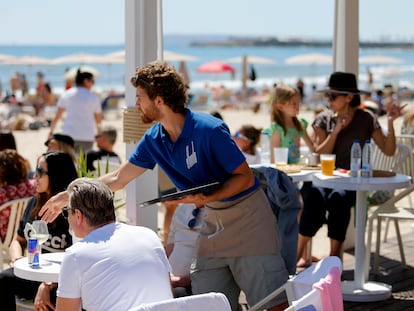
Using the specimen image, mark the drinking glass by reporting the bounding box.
[274,147,289,166]
[320,154,336,176]
[31,220,49,250]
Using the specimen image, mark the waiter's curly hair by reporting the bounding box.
[130,61,188,114]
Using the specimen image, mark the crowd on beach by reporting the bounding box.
[0,61,414,311]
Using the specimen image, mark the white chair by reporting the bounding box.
[367,183,414,274]
[248,256,343,311]
[366,143,413,274]
[127,292,231,311]
[0,197,31,269]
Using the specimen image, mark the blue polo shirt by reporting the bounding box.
[129,109,259,201]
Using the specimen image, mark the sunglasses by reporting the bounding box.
[325,93,343,101]
[234,131,251,142]
[35,166,48,178]
[61,206,75,219]
[187,208,200,229]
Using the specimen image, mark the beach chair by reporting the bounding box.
[248,256,343,311]
[127,292,231,311]
[0,197,31,269]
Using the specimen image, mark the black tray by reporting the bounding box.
[139,181,220,207]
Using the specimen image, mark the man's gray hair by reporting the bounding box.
[67,178,115,226]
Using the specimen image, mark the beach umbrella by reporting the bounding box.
[52,53,108,65]
[224,55,276,91]
[0,54,16,64]
[196,61,235,74]
[164,50,198,62]
[285,53,332,65]
[359,55,404,65]
[3,55,54,66]
[64,65,100,81]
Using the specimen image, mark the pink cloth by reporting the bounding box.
[312,266,343,311]
[0,179,36,241]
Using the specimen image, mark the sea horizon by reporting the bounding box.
[1,35,414,97]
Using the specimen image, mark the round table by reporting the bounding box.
[312,172,411,302]
[14,252,64,283]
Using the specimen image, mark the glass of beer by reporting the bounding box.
[320,154,336,176]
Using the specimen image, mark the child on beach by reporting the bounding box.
[264,84,314,164]
[233,124,262,165]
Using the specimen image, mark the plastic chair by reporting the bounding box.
[127,292,231,311]
[248,256,343,311]
[0,197,31,269]
[366,183,414,274]
[366,143,413,274]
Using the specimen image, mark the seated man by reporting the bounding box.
[86,125,121,172]
[56,178,172,311]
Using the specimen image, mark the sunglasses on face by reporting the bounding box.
[234,131,251,142]
[61,206,75,219]
[187,208,200,229]
[35,166,48,178]
[325,93,344,101]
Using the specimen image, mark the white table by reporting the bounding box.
[312,172,411,302]
[14,252,64,283]
[250,164,320,183]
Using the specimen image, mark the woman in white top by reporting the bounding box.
[48,70,102,153]
[233,125,262,165]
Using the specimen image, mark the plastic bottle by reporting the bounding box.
[260,132,271,164]
[350,139,361,177]
[361,139,373,178]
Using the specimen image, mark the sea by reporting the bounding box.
[1,38,414,97]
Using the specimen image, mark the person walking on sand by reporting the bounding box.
[48,70,102,153]
[39,61,289,311]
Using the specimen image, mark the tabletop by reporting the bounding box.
[250,164,320,183]
[312,172,411,191]
[14,252,64,283]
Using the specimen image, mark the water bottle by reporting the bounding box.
[361,139,373,178]
[260,132,271,164]
[350,139,361,177]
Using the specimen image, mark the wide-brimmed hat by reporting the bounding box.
[318,72,369,95]
[44,133,75,148]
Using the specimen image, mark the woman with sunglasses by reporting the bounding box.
[0,152,77,311]
[297,72,403,262]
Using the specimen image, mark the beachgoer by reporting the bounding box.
[0,152,76,311]
[233,124,262,165]
[297,72,403,259]
[45,133,77,162]
[0,149,36,241]
[56,178,172,310]
[86,125,121,172]
[401,110,414,135]
[264,84,314,164]
[48,70,102,153]
[40,61,289,311]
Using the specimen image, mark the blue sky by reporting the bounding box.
[1,0,413,45]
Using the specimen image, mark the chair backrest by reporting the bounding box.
[371,142,410,174]
[248,256,343,311]
[0,197,31,268]
[127,292,231,311]
[396,135,414,178]
[286,256,342,303]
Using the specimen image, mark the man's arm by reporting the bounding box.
[56,297,81,311]
[40,162,147,222]
[166,161,255,207]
